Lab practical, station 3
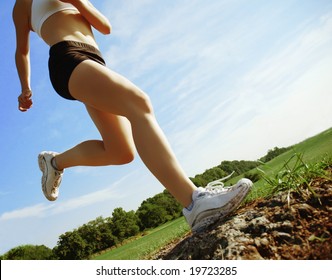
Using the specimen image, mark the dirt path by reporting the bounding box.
[151,175,332,260]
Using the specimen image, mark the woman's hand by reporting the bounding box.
[18,89,33,112]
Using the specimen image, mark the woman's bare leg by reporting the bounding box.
[55,105,135,169]
[66,60,197,207]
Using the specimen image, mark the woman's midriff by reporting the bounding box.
[38,10,98,48]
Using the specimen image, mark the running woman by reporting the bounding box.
[13,0,252,232]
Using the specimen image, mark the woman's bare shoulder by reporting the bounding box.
[13,0,31,24]
[13,0,31,14]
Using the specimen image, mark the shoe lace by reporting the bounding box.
[206,171,235,190]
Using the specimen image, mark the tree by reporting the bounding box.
[218,160,260,176]
[3,245,54,260]
[53,216,118,260]
[53,230,90,260]
[191,167,227,187]
[259,146,291,163]
[95,217,118,250]
[159,190,182,218]
[136,190,182,230]
[136,202,169,229]
[111,208,140,241]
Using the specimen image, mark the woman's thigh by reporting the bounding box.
[68,60,152,118]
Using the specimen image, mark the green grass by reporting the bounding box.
[94,217,189,260]
[231,127,332,201]
[259,152,331,205]
[94,127,332,260]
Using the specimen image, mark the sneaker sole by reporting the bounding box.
[192,180,252,233]
[38,152,56,201]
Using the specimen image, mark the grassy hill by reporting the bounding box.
[94,217,189,260]
[94,127,332,260]
[238,127,332,200]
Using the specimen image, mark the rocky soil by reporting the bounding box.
[151,175,332,260]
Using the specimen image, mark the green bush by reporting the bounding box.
[2,245,54,260]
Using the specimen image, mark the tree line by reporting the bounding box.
[1,189,182,260]
[1,146,291,260]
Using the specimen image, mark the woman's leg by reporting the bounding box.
[67,60,197,207]
[55,105,135,169]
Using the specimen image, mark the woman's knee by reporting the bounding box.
[127,89,154,119]
[113,151,135,165]
[103,150,135,165]
[104,143,135,165]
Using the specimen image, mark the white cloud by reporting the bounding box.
[0,204,53,221]
[242,13,332,96]
[0,174,134,221]
[51,188,119,215]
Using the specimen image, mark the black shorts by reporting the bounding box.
[48,41,106,100]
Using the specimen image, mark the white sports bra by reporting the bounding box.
[31,0,79,37]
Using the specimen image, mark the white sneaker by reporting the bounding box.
[38,151,63,201]
[183,177,253,233]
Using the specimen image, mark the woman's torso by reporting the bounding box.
[30,0,98,48]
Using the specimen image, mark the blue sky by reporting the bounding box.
[1,0,332,254]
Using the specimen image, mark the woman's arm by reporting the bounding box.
[13,0,33,112]
[60,0,112,34]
